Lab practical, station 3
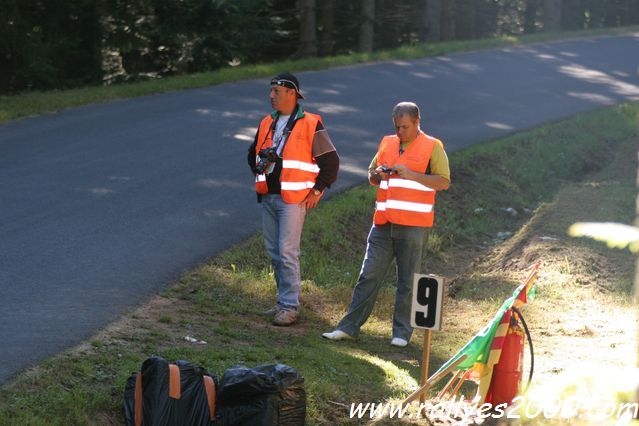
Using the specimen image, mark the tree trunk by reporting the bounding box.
[560,0,585,30]
[299,0,317,57]
[630,0,639,26]
[359,0,375,53]
[475,0,498,38]
[420,0,441,42]
[543,0,562,32]
[604,0,627,26]
[440,0,455,41]
[524,0,540,33]
[455,0,474,40]
[317,0,334,56]
[585,0,605,28]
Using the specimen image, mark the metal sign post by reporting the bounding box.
[410,274,445,404]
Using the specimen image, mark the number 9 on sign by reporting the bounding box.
[410,274,444,331]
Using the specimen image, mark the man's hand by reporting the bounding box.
[374,165,392,181]
[391,164,414,179]
[302,189,323,209]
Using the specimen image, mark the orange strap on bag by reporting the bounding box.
[134,373,143,426]
[133,365,214,424]
[168,364,181,400]
[203,375,216,420]
[134,364,181,426]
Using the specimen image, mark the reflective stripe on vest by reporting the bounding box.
[281,181,315,191]
[380,178,435,192]
[282,160,320,173]
[373,132,438,227]
[375,200,433,213]
[254,112,321,203]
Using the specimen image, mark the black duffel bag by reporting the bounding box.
[124,356,217,426]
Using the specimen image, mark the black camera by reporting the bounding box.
[379,165,394,174]
[256,147,279,174]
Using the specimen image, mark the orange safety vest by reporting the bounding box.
[254,110,321,203]
[373,132,438,227]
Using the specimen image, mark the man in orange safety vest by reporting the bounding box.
[248,73,339,326]
[323,102,449,347]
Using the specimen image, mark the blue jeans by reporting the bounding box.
[337,223,426,341]
[261,195,307,310]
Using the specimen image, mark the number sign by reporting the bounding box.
[410,274,444,330]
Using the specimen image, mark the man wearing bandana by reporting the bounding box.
[248,73,339,326]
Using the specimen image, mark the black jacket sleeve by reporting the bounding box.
[247,132,258,174]
[314,150,339,192]
[312,121,339,192]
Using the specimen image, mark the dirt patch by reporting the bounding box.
[444,211,635,381]
[408,139,638,425]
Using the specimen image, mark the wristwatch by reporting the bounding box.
[312,188,323,196]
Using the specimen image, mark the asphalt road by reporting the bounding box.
[1,34,638,383]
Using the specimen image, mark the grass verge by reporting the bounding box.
[1,26,638,124]
[0,102,636,425]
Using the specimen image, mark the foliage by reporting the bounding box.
[0,0,103,93]
[101,0,283,81]
[2,25,636,124]
[2,0,639,94]
[568,222,639,253]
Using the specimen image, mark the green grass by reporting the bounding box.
[0,102,636,425]
[1,25,638,124]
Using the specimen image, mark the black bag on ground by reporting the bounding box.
[216,364,306,426]
[124,356,217,426]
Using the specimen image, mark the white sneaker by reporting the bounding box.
[322,330,353,341]
[391,337,408,347]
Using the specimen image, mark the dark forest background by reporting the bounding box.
[1,0,638,94]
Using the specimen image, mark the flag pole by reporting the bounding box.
[403,354,467,405]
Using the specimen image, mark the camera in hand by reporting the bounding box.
[256,147,279,174]
[379,165,394,174]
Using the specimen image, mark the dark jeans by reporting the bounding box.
[337,223,426,341]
